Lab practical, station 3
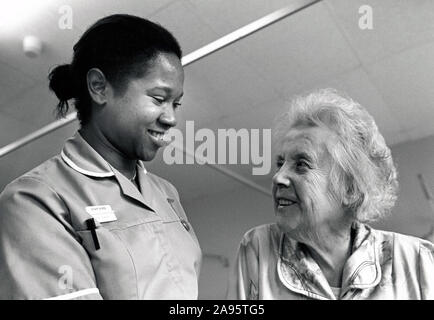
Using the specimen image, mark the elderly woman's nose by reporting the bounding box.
[159,106,177,128]
[273,168,291,187]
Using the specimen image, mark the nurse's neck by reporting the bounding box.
[79,124,137,180]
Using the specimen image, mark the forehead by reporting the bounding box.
[147,52,184,80]
[132,52,184,93]
[278,126,335,157]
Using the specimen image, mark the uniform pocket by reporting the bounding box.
[76,227,138,299]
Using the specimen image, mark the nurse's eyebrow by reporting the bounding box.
[150,86,184,98]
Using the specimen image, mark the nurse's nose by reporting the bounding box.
[160,106,177,128]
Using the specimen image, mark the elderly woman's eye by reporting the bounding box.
[295,160,310,171]
[276,158,284,168]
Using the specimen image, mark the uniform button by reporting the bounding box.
[181,219,190,231]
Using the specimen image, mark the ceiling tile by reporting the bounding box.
[313,66,407,146]
[50,0,177,32]
[366,42,434,142]
[229,1,360,99]
[188,0,303,37]
[150,0,219,55]
[325,0,434,65]
[220,96,287,130]
[178,69,227,129]
[184,45,281,120]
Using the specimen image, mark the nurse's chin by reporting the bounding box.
[139,148,160,162]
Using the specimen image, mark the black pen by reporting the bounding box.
[86,218,100,250]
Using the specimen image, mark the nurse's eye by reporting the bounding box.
[152,96,165,105]
[173,101,182,109]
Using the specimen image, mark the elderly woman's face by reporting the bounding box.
[272,126,346,241]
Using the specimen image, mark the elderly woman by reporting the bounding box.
[228,89,434,300]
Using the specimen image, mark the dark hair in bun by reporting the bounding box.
[48,14,182,125]
[48,64,76,118]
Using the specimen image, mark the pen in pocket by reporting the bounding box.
[86,218,100,250]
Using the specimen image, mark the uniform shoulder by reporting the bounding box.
[3,155,59,187]
[0,155,66,216]
[3,155,63,190]
[0,160,70,235]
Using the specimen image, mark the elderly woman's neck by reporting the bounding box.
[304,223,353,287]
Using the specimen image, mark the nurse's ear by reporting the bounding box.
[87,68,109,106]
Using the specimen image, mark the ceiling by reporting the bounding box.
[1,0,434,203]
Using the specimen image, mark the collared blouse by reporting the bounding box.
[227,223,434,300]
[0,132,202,299]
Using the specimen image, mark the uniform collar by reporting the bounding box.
[61,131,148,178]
[278,222,381,300]
[61,132,154,212]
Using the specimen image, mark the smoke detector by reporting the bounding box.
[23,35,43,58]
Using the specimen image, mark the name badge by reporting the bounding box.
[85,205,117,223]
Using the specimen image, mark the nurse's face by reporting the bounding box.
[102,52,184,161]
[272,126,346,243]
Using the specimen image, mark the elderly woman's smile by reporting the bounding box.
[275,197,297,208]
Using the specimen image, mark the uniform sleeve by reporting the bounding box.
[418,240,434,300]
[0,177,103,300]
[226,232,259,300]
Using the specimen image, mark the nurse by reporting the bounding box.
[0,14,201,299]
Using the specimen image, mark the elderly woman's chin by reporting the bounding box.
[275,207,303,235]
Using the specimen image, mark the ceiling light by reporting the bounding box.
[23,35,43,58]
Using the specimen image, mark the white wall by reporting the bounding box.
[185,134,434,299]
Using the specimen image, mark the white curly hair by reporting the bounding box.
[273,88,399,223]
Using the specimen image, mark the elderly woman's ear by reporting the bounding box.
[343,186,365,220]
[341,175,358,205]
